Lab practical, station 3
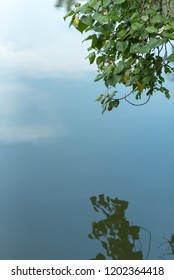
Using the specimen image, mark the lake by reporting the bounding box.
[0,0,174,260]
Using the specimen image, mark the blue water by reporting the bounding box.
[0,0,173,259]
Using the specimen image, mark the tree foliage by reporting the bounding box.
[64,0,174,112]
[55,0,79,11]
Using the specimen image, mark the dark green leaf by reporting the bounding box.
[94,73,105,82]
[87,52,96,64]
[94,253,106,260]
[90,196,97,205]
[76,20,88,33]
[64,10,74,21]
[109,99,119,108]
[107,75,119,87]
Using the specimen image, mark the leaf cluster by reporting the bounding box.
[65,0,174,112]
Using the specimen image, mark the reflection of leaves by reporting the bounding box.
[89,194,143,260]
[90,194,174,259]
[92,253,106,260]
[159,234,174,259]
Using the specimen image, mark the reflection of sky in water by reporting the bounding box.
[0,0,174,259]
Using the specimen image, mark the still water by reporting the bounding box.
[0,0,174,259]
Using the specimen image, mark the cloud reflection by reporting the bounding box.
[0,41,95,78]
[0,1,96,78]
[0,124,67,143]
[0,81,69,143]
[0,2,80,143]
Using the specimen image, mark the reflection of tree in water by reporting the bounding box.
[159,234,174,259]
[89,194,174,260]
[88,194,151,260]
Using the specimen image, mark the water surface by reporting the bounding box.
[0,0,174,259]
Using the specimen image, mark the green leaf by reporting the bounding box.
[83,34,98,49]
[93,13,109,23]
[96,55,105,66]
[107,75,119,87]
[64,10,74,21]
[109,99,119,108]
[162,31,174,40]
[150,15,163,24]
[102,103,107,114]
[88,0,100,8]
[104,40,115,52]
[142,76,151,85]
[145,26,158,33]
[130,44,141,54]
[95,94,104,101]
[109,74,121,86]
[115,0,126,4]
[117,41,129,52]
[76,3,90,13]
[158,87,170,99]
[164,64,173,73]
[87,52,96,64]
[164,24,173,31]
[80,15,93,26]
[94,73,105,82]
[141,15,148,21]
[148,38,165,49]
[167,53,174,62]
[94,1,101,10]
[116,29,127,39]
[131,22,144,31]
[130,12,139,22]
[103,0,111,6]
[76,20,88,33]
[114,61,124,74]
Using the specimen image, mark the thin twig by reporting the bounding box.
[125,95,151,106]
[140,226,152,260]
[117,90,134,101]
